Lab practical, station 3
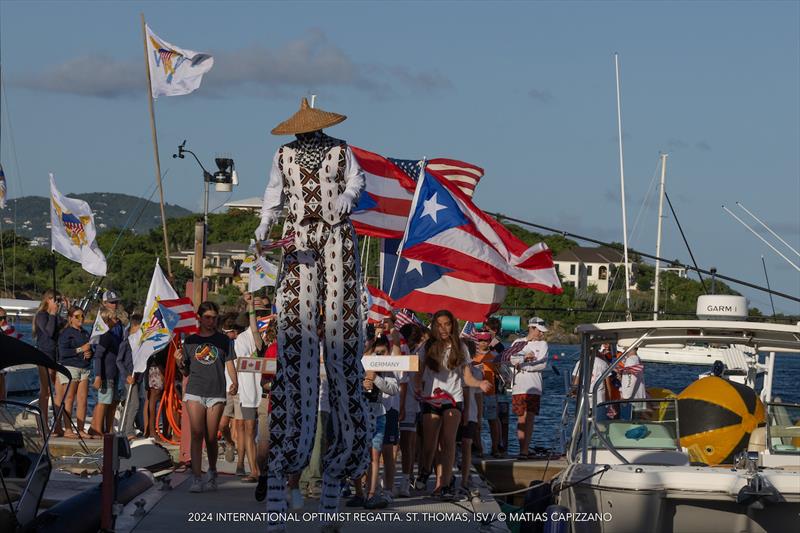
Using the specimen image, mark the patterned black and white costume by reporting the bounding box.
[258,131,370,530]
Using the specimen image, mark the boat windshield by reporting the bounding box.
[589,398,680,451]
[0,400,45,456]
[767,402,800,455]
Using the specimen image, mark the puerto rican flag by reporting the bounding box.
[350,147,484,239]
[157,297,199,335]
[366,285,395,324]
[401,170,562,293]
[381,238,506,322]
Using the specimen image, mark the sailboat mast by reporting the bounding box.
[614,53,632,320]
[653,153,667,320]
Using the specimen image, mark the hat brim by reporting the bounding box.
[271,109,346,135]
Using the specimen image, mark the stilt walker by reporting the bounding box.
[256,98,370,531]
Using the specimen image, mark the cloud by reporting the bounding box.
[13,29,451,99]
[528,88,554,103]
[695,141,712,151]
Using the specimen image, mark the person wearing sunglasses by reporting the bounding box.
[56,306,93,439]
[176,301,238,493]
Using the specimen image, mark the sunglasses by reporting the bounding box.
[72,314,84,319]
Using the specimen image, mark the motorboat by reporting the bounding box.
[551,297,800,533]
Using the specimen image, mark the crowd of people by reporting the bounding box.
[2,287,649,509]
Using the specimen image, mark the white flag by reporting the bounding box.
[89,310,109,345]
[145,24,214,98]
[132,260,179,373]
[248,255,278,292]
[50,174,107,276]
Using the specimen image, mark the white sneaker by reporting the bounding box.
[205,469,218,491]
[189,476,203,493]
[289,488,304,510]
[397,477,410,498]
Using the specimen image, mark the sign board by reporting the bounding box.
[361,356,419,373]
[236,357,276,374]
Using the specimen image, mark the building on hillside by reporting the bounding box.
[553,246,630,294]
[171,241,281,294]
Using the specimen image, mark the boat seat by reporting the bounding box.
[606,421,678,449]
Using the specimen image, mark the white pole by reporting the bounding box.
[736,201,800,258]
[388,159,427,299]
[614,53,632,320]
[310,94,317,108]
[722,205,800,271]
[653,153,667,320]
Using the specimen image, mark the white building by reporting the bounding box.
[223,197,262,214]
[170,241,280,293]
[553,246,628,294]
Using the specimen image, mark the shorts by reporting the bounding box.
[59,366,91,384]
[512,394,541,417]
[483,395,498,421]
[371,414,386,451]
[383,408,399,446]
[184,393,226,408]
[97,380,120,404]
[237,404,257,421]
[222,394,238,418]
[148,366,164,390]
[257,395,270,444]
[456,421,478,442]
[421,401,464,417]
[399,409,419,432]
[498,398,510,421]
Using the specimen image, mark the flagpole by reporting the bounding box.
[140,13,173,279]
[388,158,427,299]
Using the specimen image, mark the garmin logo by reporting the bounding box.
[707,305,736,312]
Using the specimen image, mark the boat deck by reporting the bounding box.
[114,459,510,533]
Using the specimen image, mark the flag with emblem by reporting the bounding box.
[50,174,107,276]
[158,297,199,335]
[89,311,109,345]
[132,260,179,372]
[248,255,279,292]
[145,24,214,98]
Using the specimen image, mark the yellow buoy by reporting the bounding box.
[676,376,765,465]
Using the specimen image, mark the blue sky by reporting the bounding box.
[1,1,798,313]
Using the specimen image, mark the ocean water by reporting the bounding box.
[6,322,799,455]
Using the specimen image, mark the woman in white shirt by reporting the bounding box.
[413,310,491,501]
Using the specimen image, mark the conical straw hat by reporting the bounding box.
[271,97,347,135]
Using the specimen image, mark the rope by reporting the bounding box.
[155,337,183,444]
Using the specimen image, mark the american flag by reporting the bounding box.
[618,362,645,375]
[460,320,478,342]
[500,339,527,363]
[367,285,395,324]
[394,308,422,328]
[388,157,484,198]
[259,232,296,250]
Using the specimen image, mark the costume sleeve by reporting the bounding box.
[342,146,366,200]
[260,150,284,223]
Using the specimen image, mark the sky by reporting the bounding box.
[0,1,798,314]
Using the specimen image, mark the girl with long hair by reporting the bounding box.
[33,290,68,434]
[413,310,490,500]
[56,306,93,439]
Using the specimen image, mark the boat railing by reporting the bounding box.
[766,401,800,455]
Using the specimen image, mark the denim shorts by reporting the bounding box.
[371,414,386,451]
[97,380,120,405]
[184,393,226,408]
[483,395,498,420]
[58,366,91,384]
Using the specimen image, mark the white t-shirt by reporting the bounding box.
[420,342,469,403]
[234,329,262,408]
[619,354,646,401]
[398,371,420,416]
[465,365,483,423]
[572,356,609,404]
[509,339,548,395]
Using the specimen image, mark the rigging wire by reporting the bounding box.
[663,191,707,293]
